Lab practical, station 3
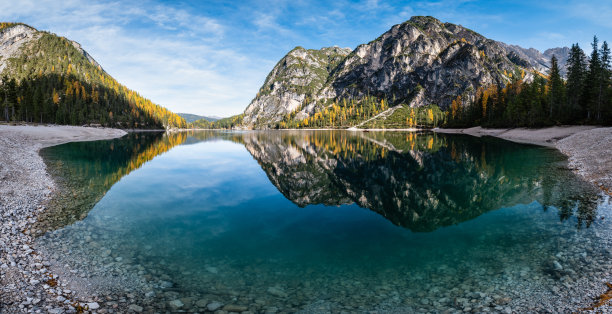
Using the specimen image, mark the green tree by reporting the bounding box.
[585,36,602,121]
[565,44,587,122]
[547,55,565,121]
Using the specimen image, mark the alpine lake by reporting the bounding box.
[34,130,612,313]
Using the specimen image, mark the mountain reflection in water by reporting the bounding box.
[40,130,599,234]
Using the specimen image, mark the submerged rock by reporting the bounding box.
[207,301,223,311]
[169,299,184,309]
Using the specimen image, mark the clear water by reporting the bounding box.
[37,131,612,313]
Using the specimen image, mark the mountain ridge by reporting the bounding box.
[177,113,221,123]
[240,16,571,129]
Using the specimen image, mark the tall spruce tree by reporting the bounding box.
[566,44,587,122]
[586,36,602,121]
[547,55,565,121]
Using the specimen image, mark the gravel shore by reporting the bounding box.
[0,125,125,313]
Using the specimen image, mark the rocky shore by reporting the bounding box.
[0,125,126,313]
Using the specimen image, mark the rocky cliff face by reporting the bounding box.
[242,16,570,129]
[0,24,39,74]
[243,46,351,127]
[316,17,523,111]
[0,24,101,76]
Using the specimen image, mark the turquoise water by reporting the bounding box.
[38,131,611,312]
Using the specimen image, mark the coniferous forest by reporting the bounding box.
[0,24,186,129]
[447,36,612,128]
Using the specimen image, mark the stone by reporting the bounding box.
[128,304,143,312]
[160,281,173,289]
[223,304,248,312]
[87,302,100,310]
[205,266,219,274]
[169,299,184,309]
[207,301,223,311]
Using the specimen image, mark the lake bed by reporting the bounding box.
[32,130,612,312]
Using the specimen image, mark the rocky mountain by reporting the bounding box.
[0,22,186,128]
[497,42,570,76]
[543,47,571,72]
[241,16,570,129]
[243,46,351,126]
[0,23,38,73]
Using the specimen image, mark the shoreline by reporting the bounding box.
[1,124,611,312]
[0,125,126,313]
[433,126,612,193]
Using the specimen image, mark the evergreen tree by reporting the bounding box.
[566,44,587,122]
[547,55,565,121]
[586,36,602,121]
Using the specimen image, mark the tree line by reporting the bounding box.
[447,36,611,127]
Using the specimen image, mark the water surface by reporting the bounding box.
[38,131,612,312]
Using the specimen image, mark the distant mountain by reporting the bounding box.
[178,113,221,123]
[497,42,570,76]
[0,22,186,128]
[240,16,570,129]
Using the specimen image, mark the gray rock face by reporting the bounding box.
[0,23,102,78]
[242,16,571,129]
[499,43,570,76]
[317,16,521,112]
[243,46,351,128]
[0,24,38,74]
[543,47,571,74]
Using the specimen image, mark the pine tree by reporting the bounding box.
[547,55,565,121]
[566,44,587,122]
[586,36,602,121]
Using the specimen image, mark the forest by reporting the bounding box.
[447,36,612,127]
[0,29,186,129]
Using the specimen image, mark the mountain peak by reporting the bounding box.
[407,16,443,26]
[0,22,36,32]
[241,16,573,129]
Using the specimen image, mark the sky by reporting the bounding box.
[1,0,611,117]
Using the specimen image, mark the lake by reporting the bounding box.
[36,130,612,312]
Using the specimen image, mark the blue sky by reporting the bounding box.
[1,0,611,117]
